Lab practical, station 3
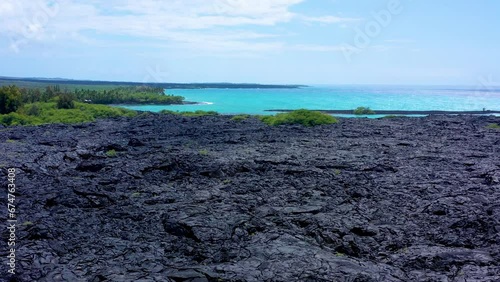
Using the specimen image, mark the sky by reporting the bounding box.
[0,0,499,86]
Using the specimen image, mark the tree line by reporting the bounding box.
[0,85,185,114]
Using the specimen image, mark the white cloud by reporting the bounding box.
[299,15,359,24]
[0,1,16,16]
[0,0,357,54]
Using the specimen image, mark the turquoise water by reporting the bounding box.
[120,85,500,116]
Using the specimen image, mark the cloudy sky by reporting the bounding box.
[1,0,499,85]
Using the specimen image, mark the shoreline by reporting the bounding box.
[267,109,500,115]
[110,101,203,106]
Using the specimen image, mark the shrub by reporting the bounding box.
[160,110,219,117]
[57,93,76,109]
[260,109,338,127]
[26,104,41,116]
[231,114,250,122]
[106,149,117,157]
[76,103,137,119]
[182,110,219,117]
[486,123,500,129]
[353,107,375,115]
[41,108,94,124]
[159,110,177,115]
[0,85,23,114]
[0,102,136,126]
[0,112,42,126]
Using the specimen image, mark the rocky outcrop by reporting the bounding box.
[0,114,499,281]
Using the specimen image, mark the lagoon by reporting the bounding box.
[120,85,500,116]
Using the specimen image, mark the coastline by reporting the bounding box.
[267,109,500,115]
[2,114,499,281]
[108,101,199,106]
[0,77,305,89]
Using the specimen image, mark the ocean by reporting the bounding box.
[120,85,500,117]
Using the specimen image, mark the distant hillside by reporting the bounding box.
[0,77,305,89]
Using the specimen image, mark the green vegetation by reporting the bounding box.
[73,86,184,105]
[26,104,41,116]
[0,85,22,114]
[199,149,209,155]
[353,107,376,115]
[231,114,250,122]
[380,115,400,119]
[6,139,16,143]
[0,78,302,90]
[22,221,34,226]
[260,109,338,127]
[106,149,117,157]
[160,110,219,117]
[16,85,183,105]
[0,79,123,91]
[0,85,176,126]
[0,112,41,126]
[486,123,500,129]
[131,192,142,197]
[0,101,136,126]
[57,93,76,109]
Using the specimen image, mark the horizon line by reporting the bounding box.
[1,76,499,88]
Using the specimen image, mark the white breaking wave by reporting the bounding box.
[199,102,214,105]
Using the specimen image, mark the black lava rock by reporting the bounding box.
[0,114,499,281]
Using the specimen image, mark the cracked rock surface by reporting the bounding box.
[1,114,499,281]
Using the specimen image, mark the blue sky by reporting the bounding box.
[1,0,499,85]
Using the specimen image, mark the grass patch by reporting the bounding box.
[199,149,209,156]
[160,110,219,117]
[353,107,375,115]
[380,115,400,119]
[6,139,16,143]
[105,149,117,157]
[22,221,34,226]
[231,114,250,122]
[486,123,500,129]
[260,109,338,127]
